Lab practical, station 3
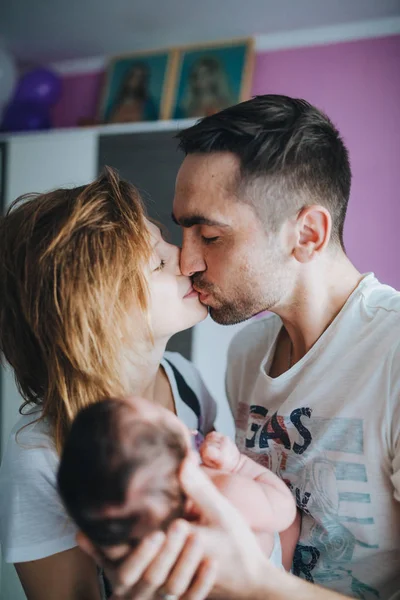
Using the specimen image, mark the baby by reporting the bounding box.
[57,396,299,571]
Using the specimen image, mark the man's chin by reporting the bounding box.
[209,305,253,326]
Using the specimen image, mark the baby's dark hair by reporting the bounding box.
[57,399,187,548]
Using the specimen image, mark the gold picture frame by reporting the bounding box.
[165,37,255,120]
[98,47,176,124]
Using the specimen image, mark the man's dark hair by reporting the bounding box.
[177,94,351,248]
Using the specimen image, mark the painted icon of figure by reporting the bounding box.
[108,62,157,123]
[178,56,235,118]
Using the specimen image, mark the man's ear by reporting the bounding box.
[292,205,332,263]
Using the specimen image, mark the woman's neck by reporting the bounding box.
[123,338,171,407]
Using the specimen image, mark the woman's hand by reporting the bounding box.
[78,456,273,599]
[77,514,216,600]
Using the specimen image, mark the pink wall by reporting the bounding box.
[52,35,400,289]
[253,35,400,290]
[51,71,104,127]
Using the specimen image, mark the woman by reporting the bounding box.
[0,168,217,599]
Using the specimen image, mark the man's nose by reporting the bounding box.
[180,238,206,277]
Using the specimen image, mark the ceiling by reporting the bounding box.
[1,0,400,63]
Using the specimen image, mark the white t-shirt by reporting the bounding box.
[226,274,400,599]
[0,352,217,564]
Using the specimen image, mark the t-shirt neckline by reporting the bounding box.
[260,272,375,383]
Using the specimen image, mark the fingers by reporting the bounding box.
[162,530,205,596]
[109,531,166,594]
[108,520,199,597]
[140,521,193,590]
[200,441,224,469]
[78,517,214,599]
[200,432,240,471]
[200,432,225,466]
[180,559,217,600]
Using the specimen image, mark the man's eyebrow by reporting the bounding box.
[171,213,229,228]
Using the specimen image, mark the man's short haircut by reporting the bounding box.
[177,94,351,248]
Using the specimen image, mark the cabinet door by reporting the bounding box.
[5,131,97,207]
[98,131,192,359]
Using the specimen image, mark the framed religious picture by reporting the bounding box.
[99,49,175,124]
[167,38,254,120]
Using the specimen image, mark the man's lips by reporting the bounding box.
[193,285,211,302]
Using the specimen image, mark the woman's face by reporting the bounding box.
[146,221,207,340]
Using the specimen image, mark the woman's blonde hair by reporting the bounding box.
[0,167,151,453]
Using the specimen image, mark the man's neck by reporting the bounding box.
[272,254,363,365]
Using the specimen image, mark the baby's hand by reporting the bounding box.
[200,432,241,472]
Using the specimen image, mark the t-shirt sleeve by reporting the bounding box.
[390,343,400,502]
[0,428,78,563]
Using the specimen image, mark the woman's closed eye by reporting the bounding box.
[154,259,166,271]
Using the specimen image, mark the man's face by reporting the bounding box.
[173,153,292,325]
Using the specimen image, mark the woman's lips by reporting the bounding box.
[183,286,199,299]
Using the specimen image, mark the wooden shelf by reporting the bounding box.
[0,118,198,141]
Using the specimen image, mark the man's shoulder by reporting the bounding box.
[362,275,400,317]
[228,313,281,364]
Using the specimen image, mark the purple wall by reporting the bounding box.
[51,71,104,127]
[52,35,400,288]
[253,35,400,289]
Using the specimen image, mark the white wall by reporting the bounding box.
[192,317,247,439]
[0,130,97,600]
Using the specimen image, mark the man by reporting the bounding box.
[171,95,400,597]
[79,95,399,599]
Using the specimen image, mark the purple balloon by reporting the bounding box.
[1,101,51,132]
[13,68,62,106]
